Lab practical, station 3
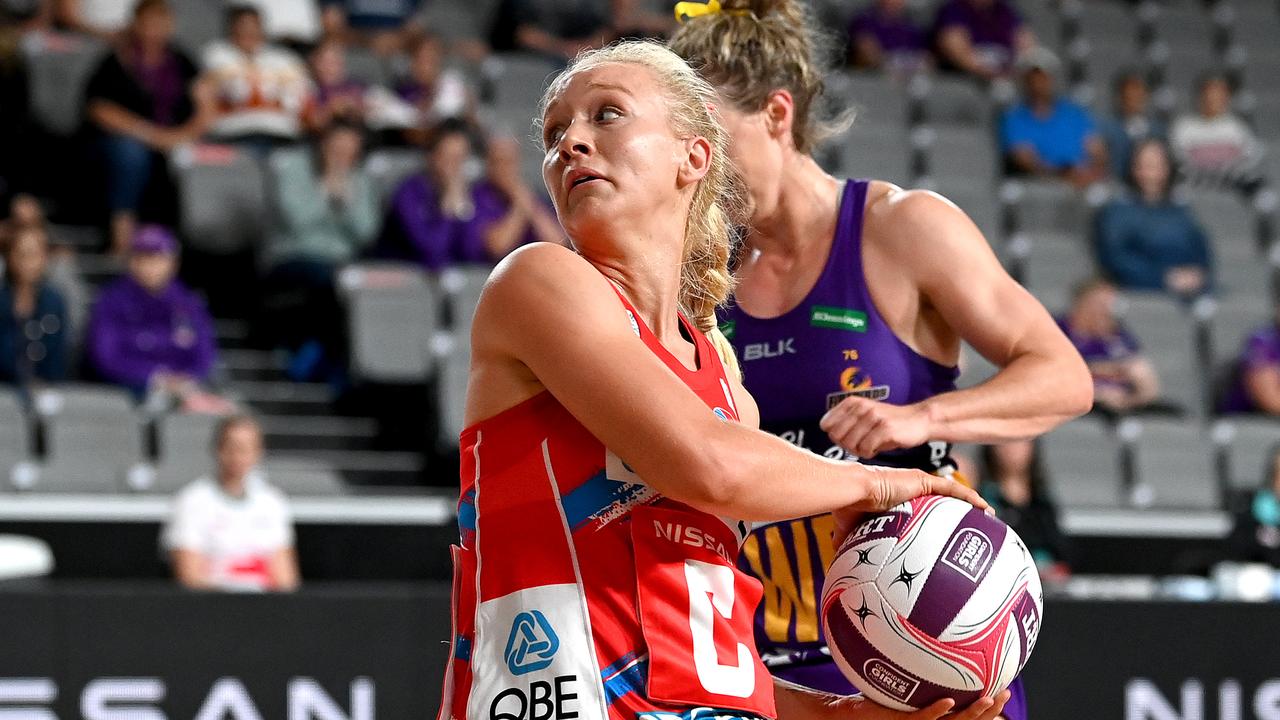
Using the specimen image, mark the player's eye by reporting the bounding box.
[543,125,564,150]
[596,106,622,122]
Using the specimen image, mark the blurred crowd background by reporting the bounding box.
[0,0,1278,597]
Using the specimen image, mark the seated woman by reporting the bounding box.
[1057,279,1160,414]
[0,225,68,391]
[978,441,1072,581]
[303,38,367,135]
[1171,72,1266,195]
[385,120,562,270]
[848,0,929,73]
[263,119,378,382]
[1220,302,1280,416]
[84,0,213,254]
[1094,139,1213,299]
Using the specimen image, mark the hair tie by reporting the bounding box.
[674,0,752,23]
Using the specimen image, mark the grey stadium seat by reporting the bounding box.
[1131,418,1221,509]
[486,53,562,131]
[933,181,1003,245]
[836,124,913,187]
[0,389,32,490]
[956,343,997,390]
[442,265,494,338]
[345,46,390,87]
[1188,191,1255,247]
[35,385,142,493]
[826,71,911,129]
[366,149,424,209]
[1065,0,1138,46]
[1042,416,1126,508]
[436,345,470,449]
[148,412,223,493]
[1216,416,1280,491]
[416,0,502,41]
[177,145,269,254]
[914,75,994,128]
[341,263,440,384]
[922,125,999,189]
[262,458,346,495]
[1007,179,1090,236]
[1120,293,1205,416]
[1021,233,1095,303]
[23,35,106,136]
[1209,297,1272,370]
[169,0,224,57]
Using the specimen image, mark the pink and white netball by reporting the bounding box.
[820,495,1043,711]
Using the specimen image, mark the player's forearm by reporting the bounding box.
[922,349,1092,443]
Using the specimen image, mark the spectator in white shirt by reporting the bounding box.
[200,4,311,153]
[1171,72,1266,194]
[162,415,300,592]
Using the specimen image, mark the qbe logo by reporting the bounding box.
[504,611,559,675]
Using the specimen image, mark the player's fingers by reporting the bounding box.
[947,696,996,720]
[924,474,991,512]
[853,419,891,459]
[908,698,956,720]
[971,691,1011,720]
[830,414,878,457]
[820,395,873,433]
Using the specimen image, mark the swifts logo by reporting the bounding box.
[504,611,560,675]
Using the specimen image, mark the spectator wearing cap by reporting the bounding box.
[263,120,376,382]
[200,4,311,153]
[163,414,300,592]
[85,0,214,255]
[1098,70,1167,181]
[1056,279,1160,414]
[1094,139,1213,300]
[849,0,929,73]
[0,225,68,390]
[1171,72,1266,195]
[932,0,1032,80]
[1000,48,1107,188]
[87,226,221,403]
[1221,302,1280,415]
[384,122,562,271]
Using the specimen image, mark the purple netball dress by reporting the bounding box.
[718,179,1028,718]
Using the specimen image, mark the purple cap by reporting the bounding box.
[132,225,178,255]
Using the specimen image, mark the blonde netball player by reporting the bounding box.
[437,40,1009,720]
[670,1,1092,716]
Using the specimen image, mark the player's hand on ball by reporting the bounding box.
[821,397,932,460]
[824,690,1010,720]
[833,466,990,547]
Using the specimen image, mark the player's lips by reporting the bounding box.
[564,167,607,195]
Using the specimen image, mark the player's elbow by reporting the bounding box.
[1060,357,1095,419]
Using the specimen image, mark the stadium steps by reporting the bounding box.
[258,414,380,452]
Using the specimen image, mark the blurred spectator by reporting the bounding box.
[0,225,68,389]
[1221,303,1280,415]
[1229,444,1280,566]
[1,196,90,336]
[1098,70,1166,180]
[303,38,365,133]
[85,0,213,255]
[320,0,421,56]
[87,225,227,411]
[848,0,929,74]
[369,33,473,145]
[201,4,310,153]
[978,441,1072,579]
[1171,72,1266,195]
[612,0,675,40]
[1001,48,1107,188]
[244,0,322,49]
[1056,279,1160,414]
[931,0,1032,80]
[1094,139,1213,298]
[263,120,376,382]
[51,0,138,38]
[385,122,561,271]
[489,0,612,59]
[0,10,33,209]
[163,415,300,592]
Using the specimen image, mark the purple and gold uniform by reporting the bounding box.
[718,179,1028,717]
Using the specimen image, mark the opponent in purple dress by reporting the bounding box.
[718,180,1028,718]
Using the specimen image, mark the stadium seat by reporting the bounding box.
[1120,293,1205,417]
[1151,44,1219,111]
[0,389,32,491]
[1188,191,1255,247]
[1006,179,1090,236]
[1021,233,1095,303]
[932,181,1003,246]
[22,34,106,136]
[1131,418,1221,509]
[1022,0,1064,52]
[486,53,561,125]
[416,0,502,41]
[366,148,424,208]
[442,265,494,337]
[1064,0,1138,46]
[148,412,223,493]
[921,126,999,189]
[914,75,994,128]
[262,458,347,495]
[1073,36,1146,95]
[340,263,440,384]
[1041,416,1126,508]
[1216,416,1280,491]
[956,343,997,390]
[1227,3,1280,58]
[168,0,224,56]
[1208,296,1273,371]
[836,124,913,187]
[176,145,269,254]
[1239,46,1280,101]
[34,385,143,493]
[1246,88,1280,140]
[345,46,390,87]
[436,344,470,450]
[827,71,911,129]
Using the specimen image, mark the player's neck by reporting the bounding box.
[588,248,684,345]
[747,155,840,260]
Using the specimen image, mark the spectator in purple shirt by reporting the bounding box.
[87,226,225,409]
[1056,279,1160,414]
[932,0,1033,80]
[303,37,366,134]
[848,0,928,73]
[1221,304,1280,415]
[385,120,562,271]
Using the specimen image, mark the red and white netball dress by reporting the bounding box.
[439,289,777,720]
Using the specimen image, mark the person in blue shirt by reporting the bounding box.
[0,224,68,390]
[1000,47,1107,188]
[1094,138,1213,298]
[1097,70,1167,181]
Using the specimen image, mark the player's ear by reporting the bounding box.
[677,135,712,188]
[762,89,794,144]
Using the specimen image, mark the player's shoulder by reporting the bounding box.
[863,180,974,240]
[173,476,218,506]
[483,242,616,312]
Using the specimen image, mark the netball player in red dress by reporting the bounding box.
[436,41,1008,720]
